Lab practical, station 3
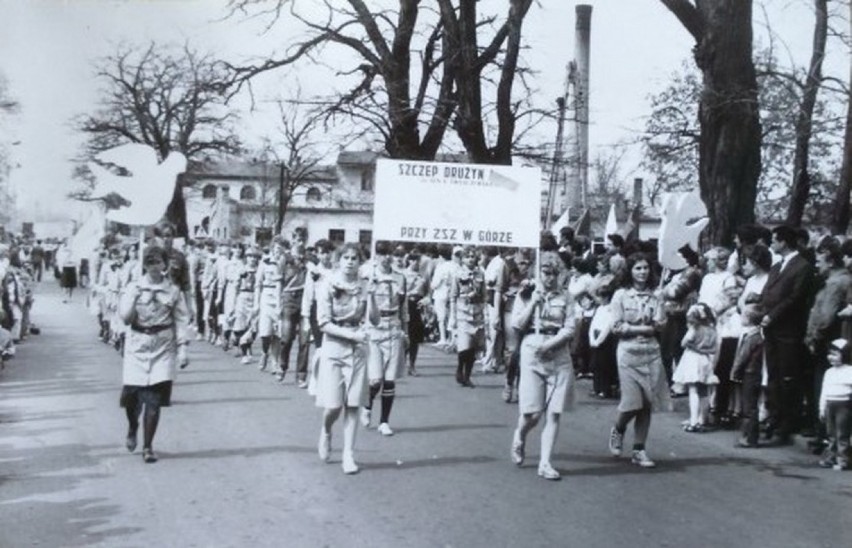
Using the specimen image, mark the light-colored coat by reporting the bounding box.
[120,278,189,387]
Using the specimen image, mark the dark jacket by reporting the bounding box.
[760,254,815,340]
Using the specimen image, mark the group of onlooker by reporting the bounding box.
[0,234,50,370]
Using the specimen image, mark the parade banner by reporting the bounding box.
[373,159,542,248]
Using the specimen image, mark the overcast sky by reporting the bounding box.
[0,0,848,223]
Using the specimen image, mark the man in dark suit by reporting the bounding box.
[760,225,816,446]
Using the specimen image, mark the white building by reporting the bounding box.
[181,151,378,247]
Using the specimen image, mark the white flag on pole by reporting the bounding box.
[605,204,618,237]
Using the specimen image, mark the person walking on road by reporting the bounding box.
[509,252,576,480]
[607,252,670,468]
[118,246,190,463]
[360,241,407,436]
[450,246,487,387]
[315,243,377,474]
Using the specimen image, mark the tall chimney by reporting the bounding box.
[573,4,592,212]
[633,177,643,209]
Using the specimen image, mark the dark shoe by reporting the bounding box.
[462,379,475,388]
[818,455,836,468]
[142,448,158,463]
[765,435,793,447]
[125,432,137,453]
[455,371,465,386]
[807,438,829,455]
[734,437,758,449]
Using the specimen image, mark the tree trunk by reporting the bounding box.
[830,37,852,234]
[662,0,763,246]
[786,0,828,226]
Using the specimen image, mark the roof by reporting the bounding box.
[336,150,381,165]
[184,160,337,183]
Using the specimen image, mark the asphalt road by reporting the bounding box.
[1,281,851,548]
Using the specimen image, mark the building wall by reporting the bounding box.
[183,160,374,245]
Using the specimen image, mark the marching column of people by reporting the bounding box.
[64,220,852,477]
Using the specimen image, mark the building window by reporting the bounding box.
[202,184,217,199]
[358,230,372,247]
[240,184,257,201]
[306,187,322,202]
[328,229,345,244]
[360,168,374,191]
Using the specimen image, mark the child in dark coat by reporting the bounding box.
[730,299,765,448]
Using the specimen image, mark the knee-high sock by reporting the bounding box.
[367,381,381,409]
[142,404,160,450]
[380,381,395,424]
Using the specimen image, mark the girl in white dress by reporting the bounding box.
[672,303,719,432]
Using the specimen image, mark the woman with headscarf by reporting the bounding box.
[509,251,576,480]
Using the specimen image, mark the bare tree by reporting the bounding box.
[831,0,852,233]
[660,0,763,245]
[0,74,20,227]
[226,0,535,164]
[786,0,829,225]
[73,42,241,235]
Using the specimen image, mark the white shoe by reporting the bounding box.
[377,423,394,436]
[608,427,624,457]
[318,430,331,462]
[537,462,561,480]
[360,408,371,428]
[342,452,359,475]
[297,379,309,389]
[631,449,656,468]
[240,355,252,365]
[195,333,205,341]
[511,430,525,466]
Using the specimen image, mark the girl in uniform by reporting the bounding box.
[509,252,576,480]
[607,252,670,468]
[315,243,377,474]
[233,248,260,364]
[450,246,487,387]
[119,246,189,463]
[403,252,428,376]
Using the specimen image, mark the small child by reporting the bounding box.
[818,338,852,470]
[730,299,764,447]
[589,284,617,398]
[572,292,596,380]
[672,303,719,432]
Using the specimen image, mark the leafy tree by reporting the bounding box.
[73,43,241,236]
[660,0,763,245]
[641,50,844,225]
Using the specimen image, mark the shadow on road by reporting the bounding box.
[160,444,314,460]
[400,423,506,434]
[365,454,498,471]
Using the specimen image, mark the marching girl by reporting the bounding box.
[315,243,378,474]
[232,248,260,364]
[119,246,189,463]
[450,246,488,387]
[608,252,670,468]
[509,252,576,480]
[402,252,428,376]
[672,303,719,432]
